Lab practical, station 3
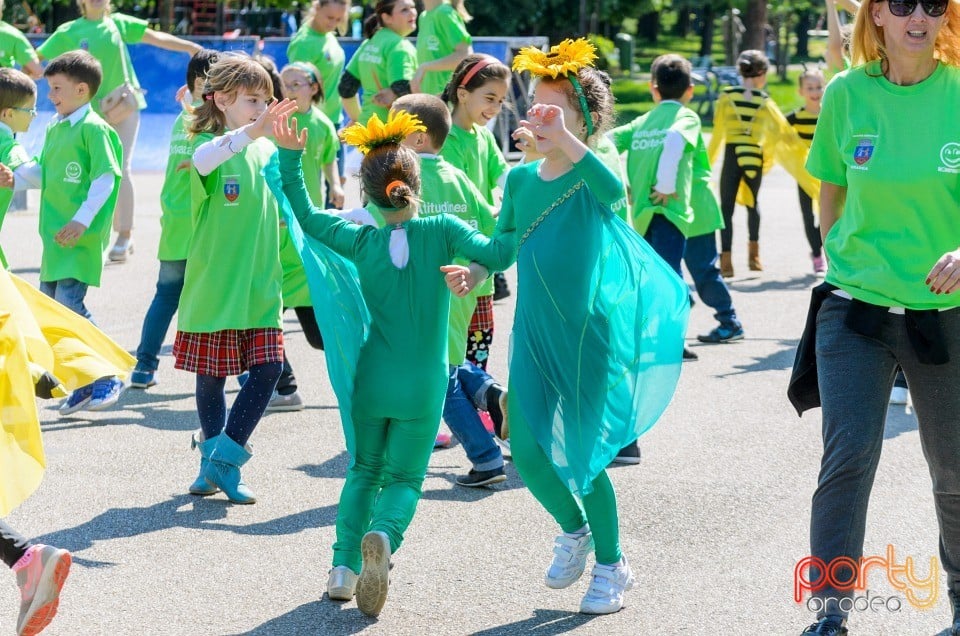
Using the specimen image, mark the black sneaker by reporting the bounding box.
[800,617,847,635]
[683,347,699,361]
[493,272,511,301]
[950,589,960,635]
[456,467,506,488]
[486,384,506,439]
[611,441,641,465]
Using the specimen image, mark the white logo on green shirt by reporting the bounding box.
[64,161,81,184]
[939,142,960,173]
[631,129,666,151]
[426,35,441,52]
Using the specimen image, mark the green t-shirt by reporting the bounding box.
[0,124,30,268]
[0,21,37,70]
[287,26,345,124]
[440,123,509,296]
[345,28,417,125]
[37,13,149,114]
[609,101,700,237]
[157,109,196,261]
[292,105,339,207]
[179,135,283,331]
[415,3,471,96]
[806,61,960,310]
[39,108,121,286]
[686,138,724,238]
[417,154,495,364]
[593,134,629,221]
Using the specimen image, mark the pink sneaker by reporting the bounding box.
[434,432,452,448]
[14,544,71,636]
[812,255,827,276]
[478,410,495,434]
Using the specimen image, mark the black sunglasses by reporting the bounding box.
[881,0,949,17]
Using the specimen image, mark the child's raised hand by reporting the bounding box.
[0,163,13,189]
[249,98,299,140]
[273,112,308,151]
[521,104,566,143]
[55,220,86,247]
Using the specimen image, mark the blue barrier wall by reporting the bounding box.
[19,36,532,170]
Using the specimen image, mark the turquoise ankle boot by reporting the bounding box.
[188,431,219,496]
[203,434,256,504]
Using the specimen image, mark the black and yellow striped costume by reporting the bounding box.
[786,107,823,258]
[708,86,818,252]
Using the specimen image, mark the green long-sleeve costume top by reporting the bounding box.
[278,147,515,420]
[497,150,689,496]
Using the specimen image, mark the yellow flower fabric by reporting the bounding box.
[512,38,598,78]
[340,110,427,155]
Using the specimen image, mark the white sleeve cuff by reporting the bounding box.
[13,161,41,192]
[193,128,255,176]
[71,173,116,227]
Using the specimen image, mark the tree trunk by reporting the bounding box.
[699,4,716,59]
[675,2,691,38]
[743,0,767,51]
[795,10,811,58]
[637,11,660,43]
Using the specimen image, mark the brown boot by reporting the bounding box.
[748,241,763,271]
[720,251,734,278]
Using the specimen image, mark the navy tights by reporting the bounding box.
[195,362,282,446]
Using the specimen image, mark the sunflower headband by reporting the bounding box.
[340,110,426,155]
[512,38,599,136]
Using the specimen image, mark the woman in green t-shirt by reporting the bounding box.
[286,0,348,126]
[338,0,418,126]
[410,0,473,95]
[37,0,200,264]
[798,2,960,635]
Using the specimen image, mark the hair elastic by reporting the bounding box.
[386,179,406,198]
[459,56,498,88]
[567,75,594,137]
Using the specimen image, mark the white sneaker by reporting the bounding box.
[889,386,909,405]
[544,531,594,589]
[326,565,358,601]
[579,557,635,615]
[356,531,391,617]
[265,390,304,412]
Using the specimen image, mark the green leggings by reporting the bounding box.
[509,400,622,565]
[332,412,437,573]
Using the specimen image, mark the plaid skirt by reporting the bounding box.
[468,294,495,332]
[173,328,284,377]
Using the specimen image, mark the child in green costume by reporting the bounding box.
[175,57,298,505]
[0,68,36,270]
[37,52,126,415]
[274,109,514,617]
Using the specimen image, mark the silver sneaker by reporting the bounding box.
[544,531,594,589]
[265,390,304,412]
[579,557,635,614]
[327,566,358,601]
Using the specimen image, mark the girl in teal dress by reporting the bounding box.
[449,40,689,615]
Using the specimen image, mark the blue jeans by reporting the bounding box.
[135,260,186,371]
[443,365,502,471]
[810,296,960,618]
[39,278,91,320]
[457,361,497,410]
[643,213,686,277]
[683,232,740,329]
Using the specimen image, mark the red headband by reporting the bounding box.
[459,56,499,88]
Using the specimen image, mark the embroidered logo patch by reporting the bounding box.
[223,177,240,203]
[853,139,874,166]
[64,161,81,184]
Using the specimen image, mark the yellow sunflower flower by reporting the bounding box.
[512,38,598,78]
[340,110,427,155]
